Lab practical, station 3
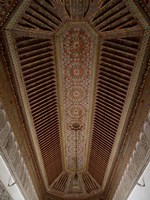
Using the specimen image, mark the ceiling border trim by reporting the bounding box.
[112,110,150,200]
[0,100,39,200]
[6,0,31,30]
[124,0,150,30]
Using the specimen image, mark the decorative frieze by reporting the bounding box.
[0,0,20,27]
[0,100,38,200]
[113,110,150,200]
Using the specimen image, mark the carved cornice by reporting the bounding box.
[0,0,21,28]
[134,0,150,24]
[0,49,45,199]
[0,100,39,200]
[113,109,150,200]
[4,30,49,191]
[5,0,31,30]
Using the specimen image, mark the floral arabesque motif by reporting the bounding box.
[58,25,97,171]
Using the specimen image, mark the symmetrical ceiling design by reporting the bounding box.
[89,36,141,185]
[56,22,99,171]
[13,35,63,186]
[1,0,150,199]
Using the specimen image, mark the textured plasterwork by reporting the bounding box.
[55,22,99,171]
[113,110,150,200]
[0,100,39,200]
[0,181,13,200]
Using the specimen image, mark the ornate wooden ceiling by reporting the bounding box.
[0,0,150,200]
[55,22,99,172]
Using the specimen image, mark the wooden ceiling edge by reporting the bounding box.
[123,0,150,29]
[0,48,45,199]
[103,35,150,199]
[79,23,100,171]
[5,0,31,31]
[105,56,150,200]
[55,28,68,171]
[102,30,150,190]
[48,171,102,199]
[124,0,150,30]
[3,30,51,191]
[46,190,102,200]
[0,0,23,29]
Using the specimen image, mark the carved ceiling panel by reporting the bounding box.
[1,0,150,199]
[56,22,99,171]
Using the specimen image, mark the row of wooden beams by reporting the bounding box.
[51,0,70,21]
[100,26,143,40]
[84,0,103,22]
[11,28,54,39]
[9,26,143,41]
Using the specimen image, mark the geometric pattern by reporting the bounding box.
[2,0,149,199]
[56,23,99,171]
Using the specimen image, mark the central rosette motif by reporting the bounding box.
[56,23,99,171]
[63,28,91,62]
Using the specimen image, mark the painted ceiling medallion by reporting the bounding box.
[55,22,99,171]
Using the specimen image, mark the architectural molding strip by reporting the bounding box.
[0,100,39,200]
[125,0,150,29]
[6,0,31,30]
[112,110,150,200]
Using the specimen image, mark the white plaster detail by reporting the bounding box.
[112,110,150,200]
[0,100,39,200]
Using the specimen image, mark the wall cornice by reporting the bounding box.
[0,50,45,199]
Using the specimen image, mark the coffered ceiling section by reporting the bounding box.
[4,0,149,198]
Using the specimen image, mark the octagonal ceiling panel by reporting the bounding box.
[55,22,99,171]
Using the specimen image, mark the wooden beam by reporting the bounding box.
[51,0,70,22]
[10,28,54,39]
[84,0,103,22]
[100,26,144,40]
